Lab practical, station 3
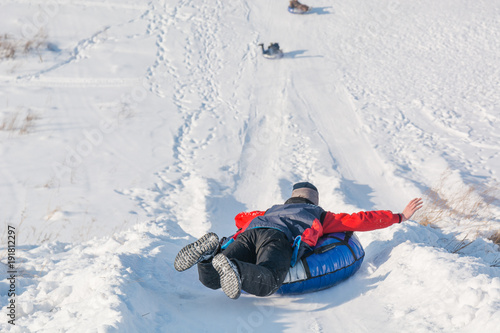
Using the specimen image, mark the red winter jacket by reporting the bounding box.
[232,207,402,248]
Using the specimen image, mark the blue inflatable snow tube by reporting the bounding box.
[277,232,365,294]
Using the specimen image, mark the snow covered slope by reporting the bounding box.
[1,0,499,332]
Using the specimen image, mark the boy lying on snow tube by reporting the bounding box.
[174,182,423,299]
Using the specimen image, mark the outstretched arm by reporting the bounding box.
[401,198,423,222]
[319,198,423,236]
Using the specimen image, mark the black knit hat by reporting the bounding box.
[291,182,319,205]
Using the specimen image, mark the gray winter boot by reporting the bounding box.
[212,253,242,299]
[174,232,220,272]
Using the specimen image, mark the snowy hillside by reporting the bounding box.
[1,0,499,332]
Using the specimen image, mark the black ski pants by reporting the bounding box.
[197,228,293,297]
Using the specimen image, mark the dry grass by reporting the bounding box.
[489,230,500,247]
[413,170,500,252]
[492,257,500,267]
[414,170,498,227]
[0,109,39,135]
[0,30,47,60]
[0,34,16,59]
[445,233,475,254]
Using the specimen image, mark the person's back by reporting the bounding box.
[268,43,280,54]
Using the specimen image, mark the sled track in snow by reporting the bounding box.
[2,0,149,10]
[138,0,230,236]
[0,76,143,88]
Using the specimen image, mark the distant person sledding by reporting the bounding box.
[288,0,310,14]
[258,42,283,59]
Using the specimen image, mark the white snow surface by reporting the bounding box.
[1,0,500,332]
